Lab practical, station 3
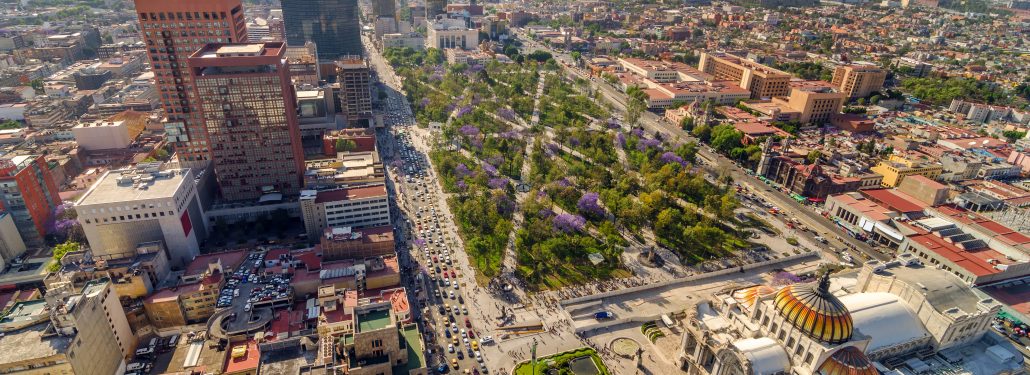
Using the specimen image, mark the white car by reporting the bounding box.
[448,344,455,353]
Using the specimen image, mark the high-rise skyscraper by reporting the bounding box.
[281,0,362,63]
[373,0,396,18]
[426,0,446,19]
[334,57,373,126]
[188,42,305,201]
[133,0,248,167]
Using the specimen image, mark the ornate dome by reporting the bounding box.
[816,346,878,375]
[731,285,776,310]
[773,273,853,345]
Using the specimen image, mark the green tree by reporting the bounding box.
[0,120,21,130]
[806,150,822,165]
[47,241,80,272]
[335,138,358,152]
[1002,130,1027,143]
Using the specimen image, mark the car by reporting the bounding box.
[471,340,479,350]
[452,358,459,369]
[449,291,456,299]
[445,329,452,338]
[480,336,494,344]
[475,351,482,362]
[448,344,454,353]
[456,351,464,360]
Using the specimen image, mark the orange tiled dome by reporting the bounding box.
[773,274,853,345]
[816,346,878,375]
[731,285,776,309]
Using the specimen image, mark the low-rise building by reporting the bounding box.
[143,273,223,328]
[299,186,391,239]
[321,225,395,261]
[315,285,426,375]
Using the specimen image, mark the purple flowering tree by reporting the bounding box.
[455,180,468,191]
[607,117,621,129]
[454,163,471,177]
[459,125,480,137]
[771,272,802,286]
[482,162,498,176]
[616,132,627,148]
[552,214,586,233]
[538,208,555,218]
[498,108,517,121]
[631,128,644,137]
[419,98,431,108]
[498,130,519,139]
[659,152,685,166]
[414,238,427,247]
[488,177,509,189]
[637,138,662,151]
[577,192,606,218]
[486,155,505,167]
[568,137,581,147]
[470,138,483,150]
[455,105,473,118]
[494,193,515,216]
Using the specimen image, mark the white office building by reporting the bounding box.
[74,163,206,266]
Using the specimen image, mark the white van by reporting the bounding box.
[167,334,179,348]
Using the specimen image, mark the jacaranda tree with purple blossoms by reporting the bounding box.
[552,214,586,233]
[577,192,606,219]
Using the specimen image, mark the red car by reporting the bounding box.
[450,271,456,278]
[465,318,472,328]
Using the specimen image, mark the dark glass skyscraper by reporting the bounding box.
[281,0,362,62]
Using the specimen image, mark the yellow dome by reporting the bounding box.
[773,274,853,345]
[731,285,776,309]
[816,346,878,375]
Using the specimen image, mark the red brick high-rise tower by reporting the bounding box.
[188,42,305,201]
[134,0,248,167]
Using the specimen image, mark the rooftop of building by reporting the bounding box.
[394,324,425,374]
[0,299,47,327]
[0,324,72,365]
[307,185,387,204]
[185,249,249,277]
[145,273,222,304]
[74,163,191,206]
[224,340,261,374]
[933,205,1030,249]
[831,192,894,222]
[866,256,991,315]
[860,188,928,214]
[322,225,394,244]
[356,308,392,333]
[904,222,1015,278]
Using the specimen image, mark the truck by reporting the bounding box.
[594,311,614,320]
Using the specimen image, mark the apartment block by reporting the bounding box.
[46,279,137,374]
[831,64,887,99]
[0,155,62,246]
[334,57,374,126]
[698,51,791,99]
